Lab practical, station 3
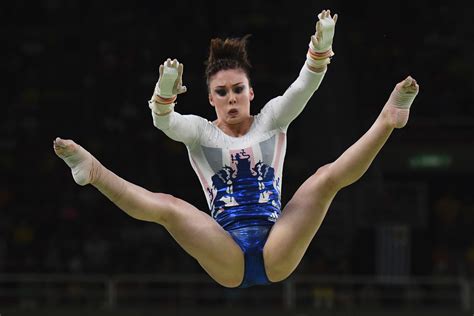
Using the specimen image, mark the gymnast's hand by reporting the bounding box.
[310,9,338,53]
[153,58,187,99]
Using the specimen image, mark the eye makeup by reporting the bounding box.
[214,84,245,97]
[215,88,227,96]
[233,86,244,94]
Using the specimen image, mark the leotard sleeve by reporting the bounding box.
[151,110,206,147]
[259,65,326,130]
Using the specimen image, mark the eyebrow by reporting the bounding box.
[214,82,244,89]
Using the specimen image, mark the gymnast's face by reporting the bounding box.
[208,68,254,126]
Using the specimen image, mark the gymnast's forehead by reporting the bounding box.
[209,69,249,88]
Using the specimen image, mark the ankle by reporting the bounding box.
[89,158,101,186]
[381,103,410,129]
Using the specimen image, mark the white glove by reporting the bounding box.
[306,9,338,71]
[149,58,187,115]
[310,9,337,53]
[154,58,187,98]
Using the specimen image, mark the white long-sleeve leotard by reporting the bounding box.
[151,65,326,230]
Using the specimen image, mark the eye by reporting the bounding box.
[233,86,244,94]
[215,89,227,97]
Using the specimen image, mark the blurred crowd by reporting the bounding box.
[1,0,473,280]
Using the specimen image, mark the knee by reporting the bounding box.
[218,275,244,288]
[311,163,340,194]
[264,261,294,283]
[149,192,179,224]
[204,255,245,288]
[263,249,296,283]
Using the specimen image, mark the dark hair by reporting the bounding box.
[204,34,252,88]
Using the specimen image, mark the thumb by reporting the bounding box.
[178,85,187,94]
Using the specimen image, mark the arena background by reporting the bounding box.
[1,0,473,315]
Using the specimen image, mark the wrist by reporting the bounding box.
[151,94,177,104]
[309,37,335,55]
[148,98,176,116]
[306,45,334,71]
[307,46,334,59]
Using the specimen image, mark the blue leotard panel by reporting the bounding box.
[227,223,273,288]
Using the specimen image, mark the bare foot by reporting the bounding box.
[383,76,419,128]
[53,137,98,186]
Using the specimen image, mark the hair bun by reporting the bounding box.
[207,34,251,67]
[205,34,252,85]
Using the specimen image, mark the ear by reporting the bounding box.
[208,93,215,107]
[249,87,255,101]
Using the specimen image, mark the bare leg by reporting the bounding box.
[53,139,244,287]
[264,77,419,282]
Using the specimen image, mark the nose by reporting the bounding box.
[228,92,237,105]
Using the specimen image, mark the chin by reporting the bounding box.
[227,117,242,124]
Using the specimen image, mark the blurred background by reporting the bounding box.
[1,0,473,315]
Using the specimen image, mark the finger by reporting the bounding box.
[159,64,163,77]
[318,12,323,21]
[326,10,331,18]
[54,138,67,148]
[172,59,178,67]
[177,63,184,78]
[333,13,338,24]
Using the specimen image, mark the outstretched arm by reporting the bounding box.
[149,59,204,146]
[263,10,337,129]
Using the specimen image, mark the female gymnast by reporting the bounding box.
[53,10,419,288]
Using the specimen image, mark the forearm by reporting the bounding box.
[270,65,327,128]
[148,58,199,145]
[150,104,202,146]
[267,9,337,128]
[150,106,173,131]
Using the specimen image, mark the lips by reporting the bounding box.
[228,109,238,115]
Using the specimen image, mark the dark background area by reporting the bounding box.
[1,0,473,283]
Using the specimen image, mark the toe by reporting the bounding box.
[54,138,67,148]
[403,76,413,87]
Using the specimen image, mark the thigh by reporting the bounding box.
[263,163,338,282]
[161,195,244,288]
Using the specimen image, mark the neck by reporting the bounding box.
[215,116,254,137]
